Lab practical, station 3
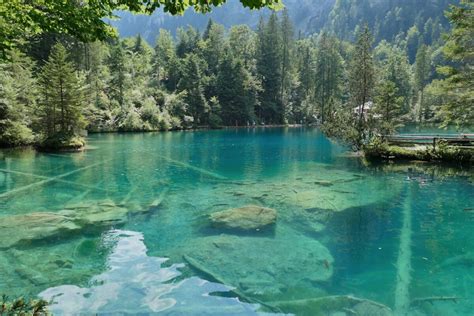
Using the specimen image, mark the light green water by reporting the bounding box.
[0,128,472,315]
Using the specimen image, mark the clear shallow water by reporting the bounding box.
[0,127,472,315]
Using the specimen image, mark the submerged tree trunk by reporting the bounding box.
[394,183,414,315]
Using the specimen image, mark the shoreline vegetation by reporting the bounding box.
[363,138,473,164]
[1,2,472,155]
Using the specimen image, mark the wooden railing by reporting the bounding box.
[383,134,474,148]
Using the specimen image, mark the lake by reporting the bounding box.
[0,127,472,315]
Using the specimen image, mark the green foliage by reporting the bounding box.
[216,53,258,126]
[0,2,469,151]
[348,24,375,147]
[373,80,404,135]
[0,50,36,147]
[256,13,283,124]
[437,0,474,128]
[37,43,86,147]
[364,137,473,163]
[0,294,48,315]
[178,53,209,126]
[0,0,281,57]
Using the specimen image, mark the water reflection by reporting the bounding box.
[40,230,273,315]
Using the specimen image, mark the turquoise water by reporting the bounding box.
[0,127,472,315]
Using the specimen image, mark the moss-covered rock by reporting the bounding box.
[209,205,277,231]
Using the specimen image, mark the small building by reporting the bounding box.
[353,101,373,116]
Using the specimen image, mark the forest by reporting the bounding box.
[0,0,472,150]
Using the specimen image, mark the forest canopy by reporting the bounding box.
[0,0,282,55]
[0,0,472,150]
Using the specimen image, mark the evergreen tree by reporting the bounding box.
[108,42,128,108]
[437,0,473,128]
[38,43,86,146]
[256,13,283,124]
[217,52,258,126]
[152,30,181,92]
[279,8,294,121]
[178,54,209,126]
[414,44,431,121]
[293,39,315,123]
[374,80,403,135]
[0,50,36,146]
[349,24,375,146]
[314,33,344,123]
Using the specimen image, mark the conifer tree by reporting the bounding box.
[349,24,375,146]
[279,8,294,119]
[178,54,209,126]
[38,43,86,146]
[437,0,473,128]
[374,80,403,135]
[256,13,282,124]
[108,42,128,108]
[217,52,258,126]
[414,44,431,121]
[314,33,344,123]
[0,50,36,146]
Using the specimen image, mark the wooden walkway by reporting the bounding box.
[384,134,474,147]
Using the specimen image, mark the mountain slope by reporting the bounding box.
[112,0,457,45]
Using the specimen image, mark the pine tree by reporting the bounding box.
[374,80,403,135]
[256,13,283,124]
[0,50,35,146]
[349,24,375,146]
[108,42,127,108]
[38,43,86,147]
[437,0,473,128]
[178,54,209,126]
[294,39,315,123]
[414,44,431,121]
[217,52,258,126]
[314,33,344,123]
[152,30,180,91]
[279,8,294,121]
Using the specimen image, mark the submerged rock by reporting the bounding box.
[0,212,81,249]
[173,234,333,300]
[209,205,277,231]
[62,200,130,227]
[0,197,163,249]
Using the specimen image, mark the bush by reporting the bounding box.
[0,120,34,147]
[37,133,85,151]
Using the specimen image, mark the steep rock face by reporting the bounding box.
[209,205,277,231]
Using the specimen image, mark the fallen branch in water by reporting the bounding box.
[410,296,460,306]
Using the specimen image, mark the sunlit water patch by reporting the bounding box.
[39,230,270,315]
[0,127,472,315]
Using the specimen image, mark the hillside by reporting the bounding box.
[112,0,457,45]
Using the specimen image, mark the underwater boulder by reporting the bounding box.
[209,205,277,231]
[0,212,81,249]
[61,199,132,227]
[176,234,333,300]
